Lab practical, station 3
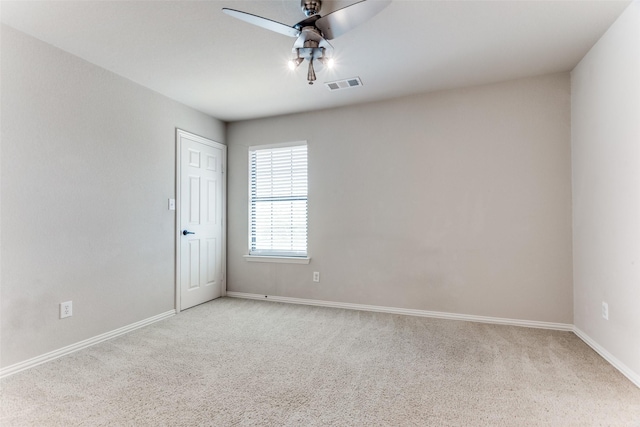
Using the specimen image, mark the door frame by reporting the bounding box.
[175,129,227,313]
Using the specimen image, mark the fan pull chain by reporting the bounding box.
[308,58,316,85]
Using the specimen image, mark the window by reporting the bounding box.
[249,142,307,258]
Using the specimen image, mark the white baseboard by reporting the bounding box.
[573,327,640,388]
[225,292,573,331]
[0,310,176,379]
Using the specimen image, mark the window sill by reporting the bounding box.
[243,255,311,264]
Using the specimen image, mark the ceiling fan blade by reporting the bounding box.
[316,0,391,40]
[222,8,301,38]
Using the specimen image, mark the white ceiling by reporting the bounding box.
[1,0,631,122]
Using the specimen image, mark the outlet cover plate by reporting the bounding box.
[60,301,73,319]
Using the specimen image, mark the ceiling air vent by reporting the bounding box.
[325,77,363,91]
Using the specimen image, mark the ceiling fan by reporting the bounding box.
[222,0,391,85]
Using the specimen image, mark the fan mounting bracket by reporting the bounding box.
[301,0,322,17]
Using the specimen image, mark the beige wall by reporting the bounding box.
[227,73,573,323]
[0,25,225,367]
[571,1,640,381]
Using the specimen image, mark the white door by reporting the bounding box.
[177,130,226,311]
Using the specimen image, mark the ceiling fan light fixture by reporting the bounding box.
[318,51,335,69]
[288,56,304,70]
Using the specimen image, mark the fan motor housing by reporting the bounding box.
[301,0,322,17]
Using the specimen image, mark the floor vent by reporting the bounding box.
[325,77,363,91]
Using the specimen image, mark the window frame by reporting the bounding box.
[245,141,310,264]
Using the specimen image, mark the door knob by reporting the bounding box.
[182,230,195,236]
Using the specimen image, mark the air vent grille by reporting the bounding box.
[325,77,363,91]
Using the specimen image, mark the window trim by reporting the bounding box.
[243,255,311,264]
[247,141,309,261]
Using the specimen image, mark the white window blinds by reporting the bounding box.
[249,143,308,257]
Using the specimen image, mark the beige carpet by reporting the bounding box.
[1,297,639,426]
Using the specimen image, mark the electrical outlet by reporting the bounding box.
[602,301,608,320]
[313,272,320,282]
[60,301,72,319]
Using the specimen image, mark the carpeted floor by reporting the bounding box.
[1,297,639,426]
